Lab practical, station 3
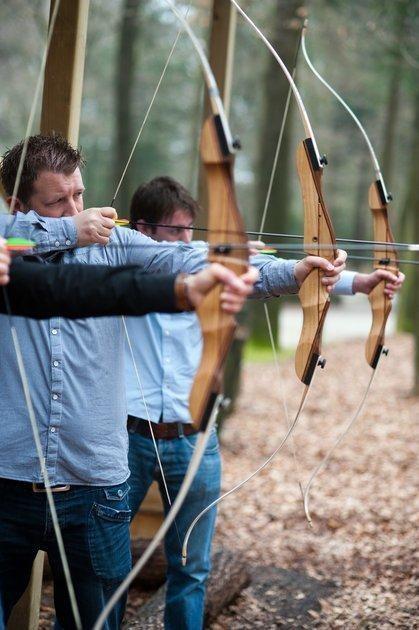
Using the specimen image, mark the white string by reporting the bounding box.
[93,395,224,630]
[230,0,322,164]
[3,2,82,626]
[301,23,391,201]
[182,378,315,564]
[303,366,378,525]
[111,4,191,204]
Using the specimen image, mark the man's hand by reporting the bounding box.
[74,208,118,247]
[294,249,347,292]
[0,238,11,286]
[353,269,405,298]
[186,263,258,313]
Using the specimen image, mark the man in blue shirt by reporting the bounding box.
[0,134,351,628]
[124,176,403,630]
[0,136,258,630]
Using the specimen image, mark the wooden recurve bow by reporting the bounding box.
[93,3,248,627]
[301,23,399,524]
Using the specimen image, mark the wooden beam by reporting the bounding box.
[7,552,44,630]
[204,0,237,120]
[198,0,237,208]
[40,0,90,145]
[9,4,90,628]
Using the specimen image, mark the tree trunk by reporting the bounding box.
[123,547,250,628]
[250,0,302,347]
[114,0,141,214]
[380,0,409,187]
[398,84,419,395]
[397,85,419,393]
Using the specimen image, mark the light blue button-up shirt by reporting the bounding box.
[1,212,323,485]
[125,245,356,425]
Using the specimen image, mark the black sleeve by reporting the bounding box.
[1,260,180,319]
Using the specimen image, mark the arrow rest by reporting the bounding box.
[317,356,326,369]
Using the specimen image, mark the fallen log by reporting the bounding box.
[124,547,250,628]
[131,539,167,589]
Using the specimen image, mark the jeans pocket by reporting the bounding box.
[184,428,220,454]
[88,502,132,582]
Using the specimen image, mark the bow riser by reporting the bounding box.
[189,116,248,429]
[366,181,399,367]
[295,139,337,385]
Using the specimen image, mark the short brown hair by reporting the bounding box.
[1,134,84,204]
[130,176,200,229]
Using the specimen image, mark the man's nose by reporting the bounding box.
[64,198,78,216]
[182,230,193,243]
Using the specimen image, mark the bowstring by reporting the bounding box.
[108,3,193,550]
[257,23,305,498]
[2,1,82,627]
[180,15,311,562]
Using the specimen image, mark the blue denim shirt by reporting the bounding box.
[2,211,336,485]
[125,252,356,424]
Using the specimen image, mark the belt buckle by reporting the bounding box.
[32,483,70,493]
[176,422,184,438]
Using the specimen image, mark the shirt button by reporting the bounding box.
[50,427,56,433]
[51,329,58,335]
[165,330,170,336]
[54,241,60,248]
[53,361,59,367]
[52,394,59,400]
[65,239,71,246]
[117,489,123,497]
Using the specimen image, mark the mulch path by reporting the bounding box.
[210,333,418,628]
[39,334,418,628]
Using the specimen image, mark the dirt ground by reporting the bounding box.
[40,334,418,628]
[209,334,418,628]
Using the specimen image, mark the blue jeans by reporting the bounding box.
[128,428,221,630]
[0,479,132,630]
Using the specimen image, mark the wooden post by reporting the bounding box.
[7,552,44,630]
[40,0,90,145]
[198,0,237,208]
[8,3,89,628]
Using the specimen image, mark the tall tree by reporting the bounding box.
[250,0,302,347]
[114,0,141,214]
[398,84,419,393]
[380,0,409,187]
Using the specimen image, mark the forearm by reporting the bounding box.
[3,261,180,319]
[0,211,77,253]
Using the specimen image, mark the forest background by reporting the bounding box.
[0,0,418,395]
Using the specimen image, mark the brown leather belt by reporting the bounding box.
[0,478,71,493]
[127,416,198,439]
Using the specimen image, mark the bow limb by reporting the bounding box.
[189,111,248,429]
[181,5,337,560]
[230,1,336,388]
[366,181,399,368]
[301,23,399,525]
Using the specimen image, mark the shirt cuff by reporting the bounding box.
[332,270,356,295]
[38,216,78,251]
[251,256,299,297]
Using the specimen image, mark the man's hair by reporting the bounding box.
[130,176,200,230]
[1,134,84,204]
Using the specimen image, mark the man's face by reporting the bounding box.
[14,168,85,217]
[136,208,193,243]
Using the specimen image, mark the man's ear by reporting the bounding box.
[7,196,26,214]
